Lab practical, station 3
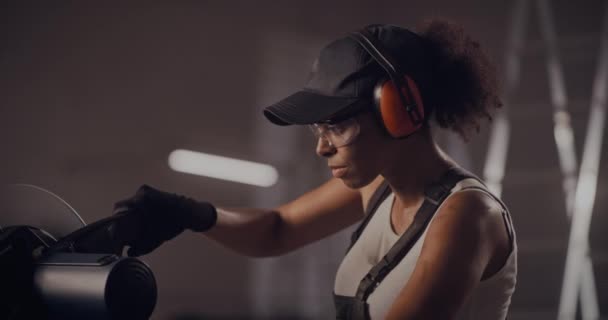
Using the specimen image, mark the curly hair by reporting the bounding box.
[416,19,502,140]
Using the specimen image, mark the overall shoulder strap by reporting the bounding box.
[355,167,475,302]
[348,180,392,251]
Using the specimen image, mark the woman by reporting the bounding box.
[114,20,516,319]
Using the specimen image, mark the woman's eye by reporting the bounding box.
[327,125,344,133]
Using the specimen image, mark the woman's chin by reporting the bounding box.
[339,175,368,189]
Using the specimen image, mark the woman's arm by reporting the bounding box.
[203,177,373,257]
[385,190,510,319]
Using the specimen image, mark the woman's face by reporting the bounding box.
[315,111,390,189]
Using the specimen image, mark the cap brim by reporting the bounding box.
[263,90,366,126]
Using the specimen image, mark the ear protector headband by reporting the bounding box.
[349,30,425,138]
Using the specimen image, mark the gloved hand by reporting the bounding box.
[112,185,217,257]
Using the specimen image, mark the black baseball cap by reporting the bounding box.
[263,24,433,126]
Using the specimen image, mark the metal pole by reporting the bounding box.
[483,0,529,197]
[558,2,608,318]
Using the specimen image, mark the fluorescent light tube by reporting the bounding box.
[168,149,279,187]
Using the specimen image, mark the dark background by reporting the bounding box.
[1,1,607,319]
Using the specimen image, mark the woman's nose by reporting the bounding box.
[315,136,337,157]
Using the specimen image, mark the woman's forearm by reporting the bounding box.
[202,207,289,257]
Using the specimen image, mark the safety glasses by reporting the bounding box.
[308,117,361,148]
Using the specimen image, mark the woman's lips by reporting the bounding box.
[330,166,348,178]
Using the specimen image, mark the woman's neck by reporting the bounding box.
[381,133,455,209]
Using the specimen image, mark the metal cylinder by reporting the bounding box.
[33,253,157,320]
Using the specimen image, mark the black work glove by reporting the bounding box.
[113,185,217,257]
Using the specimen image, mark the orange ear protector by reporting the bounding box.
[350,30,425,138]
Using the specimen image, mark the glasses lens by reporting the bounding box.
[309,118,360,147]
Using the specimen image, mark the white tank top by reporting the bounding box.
[334,178,517,319]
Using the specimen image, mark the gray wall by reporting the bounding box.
[1,1,607,319]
